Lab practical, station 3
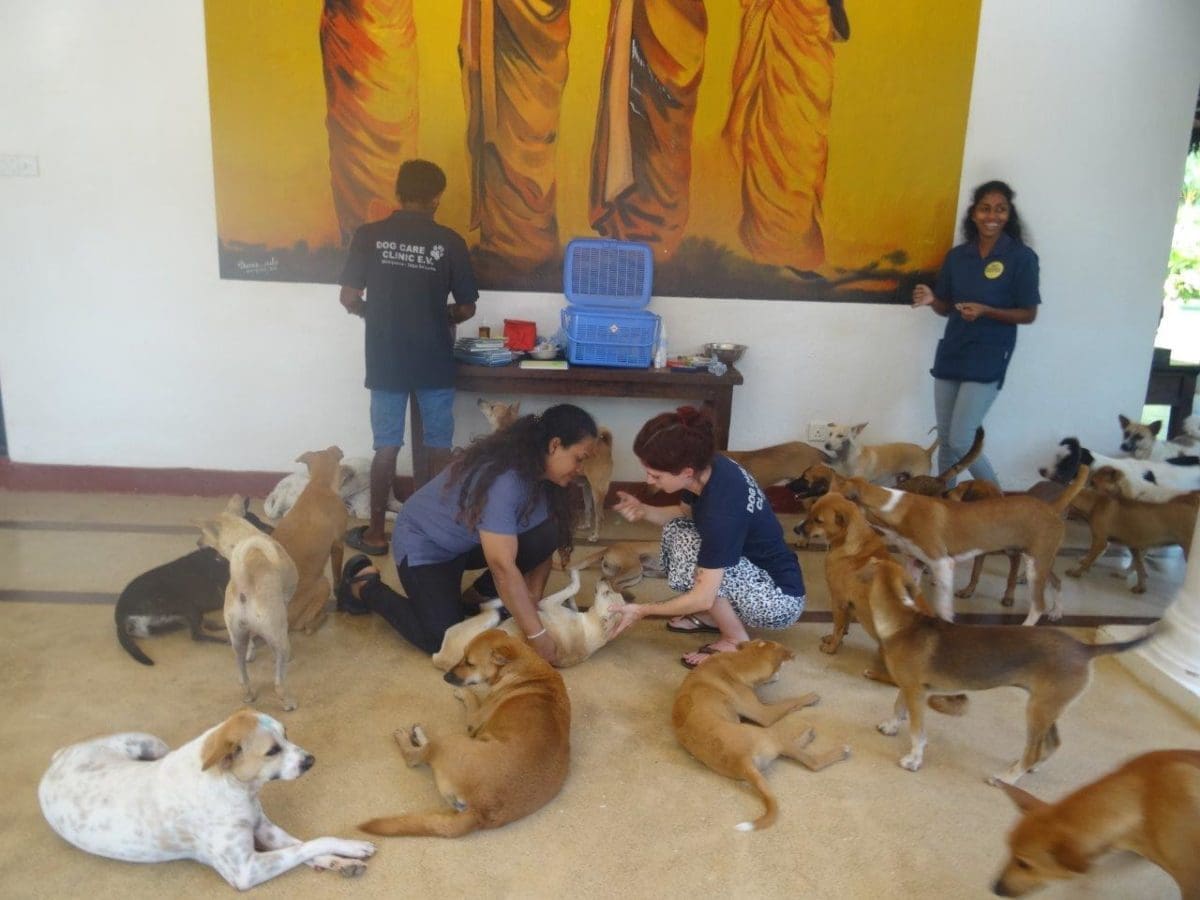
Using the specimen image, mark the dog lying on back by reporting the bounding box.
[432,569,630,670]
[672,639,850,831]
[38,709,375,889]
[361,630,570,838]
[991,749,1200,897]
[862,558,1152,783]
[115,499,273,666]
[822,422,938,484]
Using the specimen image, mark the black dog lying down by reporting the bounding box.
[115,505,273,665]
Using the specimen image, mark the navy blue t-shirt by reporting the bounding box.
[680,455,805,597]
[340,210,480,391]
[931,233,1040,386]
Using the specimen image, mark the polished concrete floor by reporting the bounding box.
[1,489,1197,898]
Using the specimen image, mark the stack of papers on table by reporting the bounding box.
[454,337,516,366]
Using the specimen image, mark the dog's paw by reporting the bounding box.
[953,587,973,599]
[1065,567,1083,578]
[1131,585,1147,595]
[328,839,376,860]
[818,635,839,654]
[310,854,368,877]
[899,752,924,772]
[877,720,900,737]
[1000,596,1015,607]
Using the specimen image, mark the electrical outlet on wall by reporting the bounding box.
[808,422,831,442]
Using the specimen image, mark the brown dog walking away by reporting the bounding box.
[992,749,1200,897]
[672,640,850,831]
[360,630,570,838]
[272,446,348,634]
[861,559,1153,783]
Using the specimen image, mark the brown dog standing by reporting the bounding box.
[724,441,830,487]
[272,447,348,634]
[360,630,570,838]
[992,750,1200,897]
[672,639,850,831]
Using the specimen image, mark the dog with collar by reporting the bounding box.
[362,629,570,838]
[1042,437,1200,501]
[991,749,1200,897]
[860,558,1153,782]
[840,464,1087,625]
[38,709,375,889]
[822,422,938,484]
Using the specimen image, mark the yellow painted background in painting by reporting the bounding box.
[206,1,979,275]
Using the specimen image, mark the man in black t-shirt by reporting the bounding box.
[338,160,479,556]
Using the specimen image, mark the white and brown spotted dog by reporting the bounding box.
[38,709,375,890]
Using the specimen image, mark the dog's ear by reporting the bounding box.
[993,780,1049,813]
[200,710,257,771]
[851,423,867,437]
[338,464,355,488]
[841,480,862,502]
[833,510,847,530]
[512,401,521,415]
[1119,414,1131,429]
[490,646,513,668]
[1148,420,1162,437]
[224,494,245,516]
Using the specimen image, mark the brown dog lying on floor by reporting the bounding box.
[991,749,1200,897]
[1066,466,1200,594]
[723,441,830,487]
[563,541,665,590]
[861,559,1153,783]
[271,446,348,634]
[361,630,570,838]
[672,639,850,832]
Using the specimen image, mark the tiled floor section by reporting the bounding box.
[0,490,1196,898]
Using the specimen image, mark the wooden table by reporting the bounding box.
[410,362,744,483]
[1145,360,1200,438]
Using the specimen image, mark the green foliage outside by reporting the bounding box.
[1166,149,1200,305]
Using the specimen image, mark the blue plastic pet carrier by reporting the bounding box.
[561,238,659,368]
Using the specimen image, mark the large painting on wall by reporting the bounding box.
[204,1,981,302]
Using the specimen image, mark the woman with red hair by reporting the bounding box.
[609,407,806,668]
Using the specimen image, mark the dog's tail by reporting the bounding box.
[937,428,983,484]
[1084,626,1155,660]
[923,431,940,460]
[359,809,482,838]
[115,605,155,666]
[735,766,779,832]
[229,535,293,598]
[1048,464,1090,516]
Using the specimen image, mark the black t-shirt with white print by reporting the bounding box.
[681,455,805,597]
[340,210,480,391]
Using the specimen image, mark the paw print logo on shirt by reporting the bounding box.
[430,244,445,261]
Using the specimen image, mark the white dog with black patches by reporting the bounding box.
[1043,437,1200,501]
[38,709,375,890]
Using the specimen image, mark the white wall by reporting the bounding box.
[2,1,1198,486]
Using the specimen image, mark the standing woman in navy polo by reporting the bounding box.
[912,180,1039,485]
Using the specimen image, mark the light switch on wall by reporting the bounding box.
[0,154,40,177]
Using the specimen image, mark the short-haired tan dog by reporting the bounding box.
[822,422,938,484]
[841,465,1088,624]
[578,427,614,542]
[271,446,348,634]
[1066,467,1200,594]
[991,749,1200,897]
[861,559,1152,783]
[476,397,521,432]
[671,639,850,831]
[361,630,570,838]
[894,427,985,496]
[723,441,831,487]
[562,541,664,590]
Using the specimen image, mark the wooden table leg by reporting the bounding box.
[707,389,733,450]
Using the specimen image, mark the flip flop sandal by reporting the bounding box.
[336,554,380,615]
[666,614,721,635]
[681,643,723,670]
[344,525,389,557]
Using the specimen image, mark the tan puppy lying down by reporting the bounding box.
[562,541,665,590]
[672,640,850,832]
[991,749,1200,897]
[861,559,1152,783]
[361,630,570,838]
[432,568,628,670]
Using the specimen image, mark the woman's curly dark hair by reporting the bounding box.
[445,403,598,557]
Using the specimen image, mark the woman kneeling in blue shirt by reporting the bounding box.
[609,406,806,669]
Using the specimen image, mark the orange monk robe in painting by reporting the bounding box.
[320,0,420,246]
[589,0,707,261]
[724,0,841,272]
[461,0,570,274]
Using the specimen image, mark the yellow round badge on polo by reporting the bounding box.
[984,260,1005,279]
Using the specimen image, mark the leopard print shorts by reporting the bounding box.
[659,517,804,629]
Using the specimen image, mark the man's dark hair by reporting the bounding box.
[395,159,447,205]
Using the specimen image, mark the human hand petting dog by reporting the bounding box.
[529,629,560,666]
[607,600,645,638]
[612,490,647,523]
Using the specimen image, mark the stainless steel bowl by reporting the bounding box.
[702,342,747,365]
